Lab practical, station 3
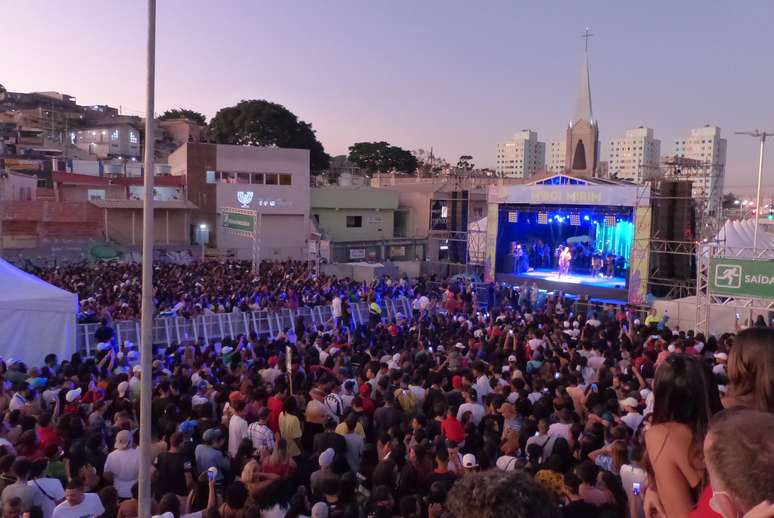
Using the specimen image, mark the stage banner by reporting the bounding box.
[489,183,645,208]
[628,207,651,305]
[484,203,499,282]
[709,258,774,298]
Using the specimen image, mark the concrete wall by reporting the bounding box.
[313,209,394,242]
[59,184,125,202]
[105,208,189,247]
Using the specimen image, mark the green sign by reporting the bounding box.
[709,258,774,298]
[223,210,255,235]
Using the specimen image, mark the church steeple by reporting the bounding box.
[574,28,594,125]
[564,28,600,177]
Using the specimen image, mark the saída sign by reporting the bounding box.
[709,258,774,299]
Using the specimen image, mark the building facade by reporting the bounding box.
[71,124,141,159]
[168,142,311,260]
[495,130,546,178]
[547,141,566,173]
[608,127,661,183]
[564,47,599,177]
[673,125,727,200]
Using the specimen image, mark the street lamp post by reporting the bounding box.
[199,223,208,261]
[735,130,773,254]
[138,1,156,517]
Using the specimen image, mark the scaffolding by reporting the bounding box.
[635,156,724,299]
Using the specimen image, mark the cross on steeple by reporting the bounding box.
[581,27,593,52]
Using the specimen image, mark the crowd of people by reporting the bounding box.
[25,260,423,324]
[1,260,773,518]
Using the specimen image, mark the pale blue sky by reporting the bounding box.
[2,0,773,194]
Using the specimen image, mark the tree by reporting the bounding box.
[158,108,207,125]
[348,141,418,175]
[209,100,330,172]
[456,155,474,171]
[722,192,740,209]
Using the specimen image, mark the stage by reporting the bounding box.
[496,268,628,301]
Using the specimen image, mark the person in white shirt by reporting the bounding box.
[332,295,343,327]
[227,399,249,458]
[619,444,648,518]
[472,362,491,404]
[103,430,140,500]
[527,329,545,353]
[619,398,644,432]
[52,479,104,518]
[28,458,65,518]
[457,388,485,426]
[547,408,573,442]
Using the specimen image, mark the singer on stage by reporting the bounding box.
[558,246,572,278]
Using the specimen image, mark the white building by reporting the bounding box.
[547,140,566,173]
[71,124,141,159]
[608,127,661,184]
[673,125,727,200]
[495,130,545,178]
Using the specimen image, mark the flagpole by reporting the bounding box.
[138,1,156,517]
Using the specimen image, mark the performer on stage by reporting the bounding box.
[591,253,603,277]
[606,253,616,278]
[558,246,572,278]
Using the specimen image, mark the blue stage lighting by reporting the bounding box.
[583,215,590,221]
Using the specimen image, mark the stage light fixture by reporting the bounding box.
[508,210,518,223]
[583,215,590,221]
[604,214,617,227]
[538,212,548,224]
[570,214,580,226]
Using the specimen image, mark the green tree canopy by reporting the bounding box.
[209,100,330,172]
[158,108,207,125]
[347,141,418,175]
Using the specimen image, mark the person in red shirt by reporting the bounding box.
[266,385,286,434]
[36,413,61,452]
[358,384,376,416]
[441,406,466,445]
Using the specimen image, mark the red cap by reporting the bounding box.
[452,375,463,390]
[229,390,246,402]
[359,384,371,396]
[267,356,278,367]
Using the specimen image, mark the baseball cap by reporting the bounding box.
[65,388,82,403]
[619,397,639,410]
[114,429,133,450]
[203,428,224,443]
[462,453,478,468]
[714,352,728,361]
[318,448,335,468]
[117,381,129,397]
[229,391,246,402]
[508,355,517,363]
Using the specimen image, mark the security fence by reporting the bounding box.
[77,296,414,357]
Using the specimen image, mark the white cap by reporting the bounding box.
[455,342,465,350]
[117,381,129,397]
[508,355,517,363]
[667,344,676,353]
[634,319,641,326]
[462,453,478,468]
[619,397,639,410]
[311,502,329,518]
[319,448,335,468]
[714,352,728,361]
[65,388,82,403]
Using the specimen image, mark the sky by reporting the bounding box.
[2,1,773,195]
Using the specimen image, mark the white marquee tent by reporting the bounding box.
[0,259,78,366]
[715,219,774,257]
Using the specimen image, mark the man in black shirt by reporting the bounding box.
[152,432,193,499]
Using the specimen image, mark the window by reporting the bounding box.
[87,189,106,201]
[346,216,362,228]
[206,170,217,184]
[265,174,278,185]
[129,131,139,144]
[251,173,264,184]
[279,174,292,186]
[237,172,251,184]
[111,129,120,141]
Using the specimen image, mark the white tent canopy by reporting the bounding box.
[715,219,774,257]
[0,259,78,366]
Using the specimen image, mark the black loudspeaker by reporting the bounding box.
[651,181,674,278]
[671,182,694,279]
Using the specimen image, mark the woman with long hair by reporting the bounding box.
[643,354,721,518]
[260,439,296,478]
[726,326,774,412]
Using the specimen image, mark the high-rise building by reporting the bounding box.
[608,127,661,183]
[547,140,566,173]
[495,130,546,178]
[564,35,599,177]
[673,125,726,200]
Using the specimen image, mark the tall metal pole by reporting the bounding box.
[753,134,766,254]
[138,1,156,517]
[735,130,773,256]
